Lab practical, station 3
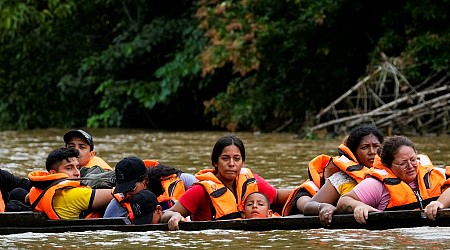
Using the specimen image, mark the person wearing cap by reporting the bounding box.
[104,157,197,219]
[131,189,164,224]
[63,129,113,171]
[104,156,165,222]
[27,147,113,219]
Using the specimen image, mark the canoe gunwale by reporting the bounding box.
[1,209,449,235]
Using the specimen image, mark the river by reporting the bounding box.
[1,129,450,249]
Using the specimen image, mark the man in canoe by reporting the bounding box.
[337,136,445,224]
[27,147,113,219]
[63,129,113,171]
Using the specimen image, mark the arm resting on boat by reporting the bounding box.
[161,201,190,231]
[304,179,340,216]
[337,190,380,224]
[425,187,450,220]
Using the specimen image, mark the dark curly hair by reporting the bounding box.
[145,176,165,197]
[346,124,384,156]
[142,164,182,197]
[147,164,181,178]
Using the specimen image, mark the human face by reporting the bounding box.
[214,145,243,183]
[52,157,81,178]
[66,137,94,167]
[123,181,147,200]
[355,134,381,168]
[243,193,272,219]
[390,146,419,184]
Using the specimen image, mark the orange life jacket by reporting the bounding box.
[85,156,113,171]
[194,168,258,220]
[296,144,365,198]
[0,192,4,212]
[281,154,332,216]
[308,154,333,188]
[28,171,100,220]
[442,178,450,192]
[143,159,185,204]
[333,144,369,183]
[366,154,445,210]
[296,154,333,196]
[281,144,371,216]
[446,165,450,178]
[441,165,450,192]
[281,180,319,216]
[112,192,136,222]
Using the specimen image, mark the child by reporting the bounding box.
[243,192,273,219]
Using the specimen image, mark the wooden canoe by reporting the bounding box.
[1,209,450,235]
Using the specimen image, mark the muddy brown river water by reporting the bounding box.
[1,129,450,249]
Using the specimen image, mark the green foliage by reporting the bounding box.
[0,0,78,129]
[71,16,194,127]
[202,0,365,131]
[0,0,448,132]
[373,0,450,82]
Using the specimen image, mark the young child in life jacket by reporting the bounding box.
[243,192,273,219]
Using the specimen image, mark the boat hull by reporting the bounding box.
[1,209,449,235]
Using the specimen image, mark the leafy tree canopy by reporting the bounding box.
[0,0,448,133]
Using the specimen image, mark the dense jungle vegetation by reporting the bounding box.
[0,0,449,133]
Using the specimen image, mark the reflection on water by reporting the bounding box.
[1,129,450,248]
[2,227,450,249]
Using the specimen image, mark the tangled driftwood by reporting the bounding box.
[310,55,450,136]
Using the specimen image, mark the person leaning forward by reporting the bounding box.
[104,157,197,219]
[130,189,164,225]
[104,157,166,222]
[63,129,112,172]
[337,136,445,224]
[27,147,113,219]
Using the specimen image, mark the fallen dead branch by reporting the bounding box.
[309,56,450,136]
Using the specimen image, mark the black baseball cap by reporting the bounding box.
[131,189,159,225]
[114,157,146,194]
[63,129,94,151]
